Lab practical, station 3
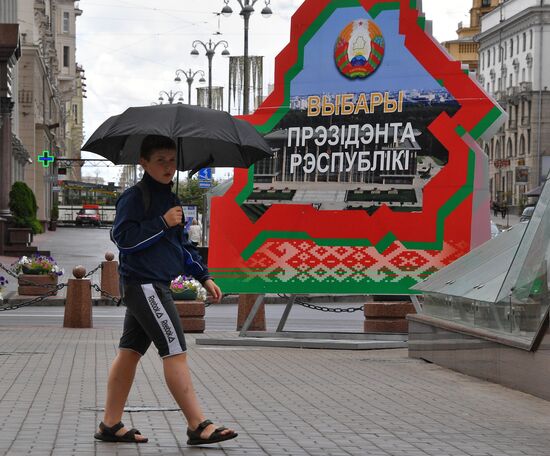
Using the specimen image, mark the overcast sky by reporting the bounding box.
[78,0,472,182]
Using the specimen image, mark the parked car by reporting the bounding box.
[75,205,101,227]
[520,206,535,223]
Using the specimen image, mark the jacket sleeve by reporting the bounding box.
[180,231,212,284]
[111,188,169,254]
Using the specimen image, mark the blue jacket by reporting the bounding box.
[111,172,210,285]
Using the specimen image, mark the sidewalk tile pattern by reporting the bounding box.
[0,328,550,455]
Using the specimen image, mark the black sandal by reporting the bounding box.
[186,419,238,445]
[94,421,148,443]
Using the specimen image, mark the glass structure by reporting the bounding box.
[416,172,549,346]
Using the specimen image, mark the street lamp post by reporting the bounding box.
[190,39,230,109]
[174,68,206,105]
[157,90,184,104]
[221,0,272,115]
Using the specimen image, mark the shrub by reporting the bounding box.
[9,182,43,234]
[50,203,59,221]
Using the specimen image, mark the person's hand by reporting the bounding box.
[203,279,222,303]
[163,206,182,227]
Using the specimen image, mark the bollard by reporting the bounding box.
[237,294,266,331]
[100,252,119,300]
[63,265,92,328]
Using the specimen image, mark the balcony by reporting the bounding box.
[494,91,507,102]
[520,81,532,93]
[507,86,519,97]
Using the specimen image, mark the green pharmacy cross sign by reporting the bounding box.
[38,150,55,168]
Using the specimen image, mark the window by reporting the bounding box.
[522,33,526,52]
[522,68,526,82]
[73,104,78,124]
[516,36,519,54]
[493,46,496,65]
[63,12,70,33]
[487,49,491,67]
[519,135,526,156]
[530,30,533,49]
[482,0,490,6]
[63,46,69,67]
[510,39,513,57]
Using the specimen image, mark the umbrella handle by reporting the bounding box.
[175,137,183,196]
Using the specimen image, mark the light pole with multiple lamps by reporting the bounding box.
[157,90,184,104]
[221,0,272,115]
[174,68,206,105]
[190,39,230,109]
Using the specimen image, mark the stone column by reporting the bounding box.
[0,96,14,218]
[0,24,20,254]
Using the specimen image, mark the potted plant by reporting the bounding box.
[170,275,208,333]
[169,275,207,301]
[49,203,59,231]
[0,275,8,301]
[13,255,64,296]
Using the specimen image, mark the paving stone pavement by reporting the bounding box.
[0,327,550,456]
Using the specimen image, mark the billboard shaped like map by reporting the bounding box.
[209,0,505,294]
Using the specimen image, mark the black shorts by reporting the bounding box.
[118,282,187,358]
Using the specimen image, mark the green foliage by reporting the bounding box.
[9,182,43,234]
[50,202,59,221]
[176,177,218,213]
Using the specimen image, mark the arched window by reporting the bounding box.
[507,138,513,158]
[495,140,501,160]
[519,135,526,156]
[485,144,491,161]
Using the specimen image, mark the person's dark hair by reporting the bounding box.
[140,135,176,161]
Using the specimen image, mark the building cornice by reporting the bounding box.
[477,6,550,45]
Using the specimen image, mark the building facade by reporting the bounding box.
[443,0,500,72]
[0,0,84,223]
[477,0,550,209]
[0,0,30,188]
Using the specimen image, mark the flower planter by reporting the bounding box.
[171,289,198,301]
[174,301,206,333]
[8,228,33,246]
[18,273,58,296]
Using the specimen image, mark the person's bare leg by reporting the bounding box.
[163,353,234,439]
[98,349,147,441]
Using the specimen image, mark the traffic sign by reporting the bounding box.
[198,168,212,180]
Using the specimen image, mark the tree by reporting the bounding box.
[176,177,218,214]
[9,182,43,234]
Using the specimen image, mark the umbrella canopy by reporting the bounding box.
[81,104,272,172]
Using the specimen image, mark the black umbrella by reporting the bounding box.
[82,104,272,181]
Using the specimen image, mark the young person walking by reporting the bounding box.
[94,135,237,446]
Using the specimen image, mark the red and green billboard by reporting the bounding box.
[209,0,505,294]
